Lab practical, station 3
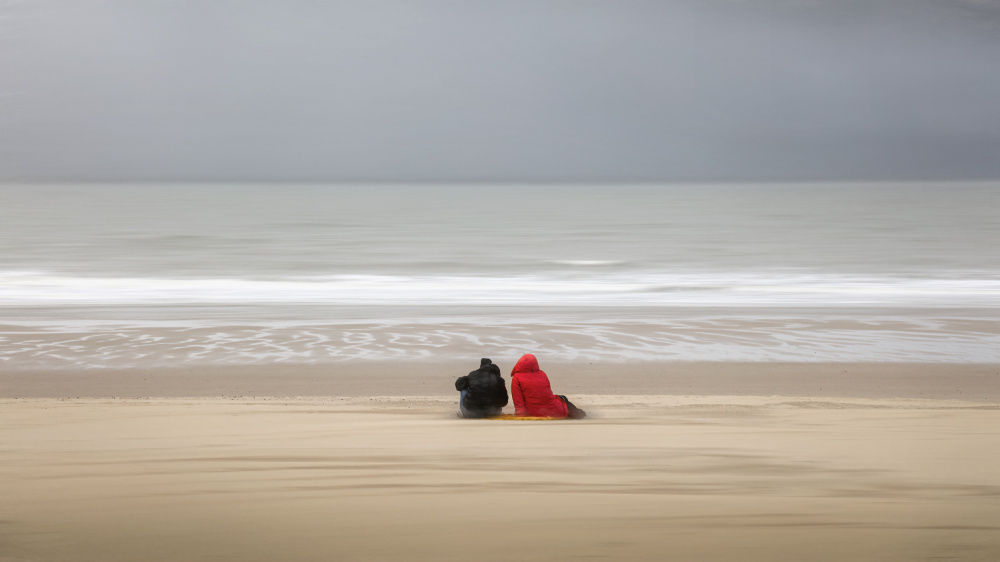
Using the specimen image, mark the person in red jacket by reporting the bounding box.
[510,354,586,419]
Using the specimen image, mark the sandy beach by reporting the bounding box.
[2,362,998,561]
[5,0,1000,557]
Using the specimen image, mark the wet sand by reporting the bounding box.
[2,387,999,561]
[3,315,999,368]
[2,361,998,402]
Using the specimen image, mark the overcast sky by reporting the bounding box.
[1,0,998,182]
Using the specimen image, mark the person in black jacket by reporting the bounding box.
[455,358,509,418]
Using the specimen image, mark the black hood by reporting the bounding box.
[478,358,501,377]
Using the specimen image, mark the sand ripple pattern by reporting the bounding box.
[2,317,998,368]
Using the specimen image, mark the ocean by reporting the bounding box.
[2,182,998,367]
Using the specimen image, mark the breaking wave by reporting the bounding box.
[2,270,998,308]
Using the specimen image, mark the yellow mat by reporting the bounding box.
[486,414,560,421]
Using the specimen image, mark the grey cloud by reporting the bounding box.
[1,0,998,181]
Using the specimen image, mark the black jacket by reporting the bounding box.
[455,358,509,414]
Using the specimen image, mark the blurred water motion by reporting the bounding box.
[1,183,998,364]
[3,183,998,278]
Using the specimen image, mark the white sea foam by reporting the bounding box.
[550,260,626,266]
[1,271,997,307]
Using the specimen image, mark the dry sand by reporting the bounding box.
[2,371,999,561]
[1,362,998,561]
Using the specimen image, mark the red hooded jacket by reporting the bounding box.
[510,354,569,418]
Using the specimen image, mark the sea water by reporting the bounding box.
[1,183,998,367]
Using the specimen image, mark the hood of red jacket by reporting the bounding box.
[511,353,539,375]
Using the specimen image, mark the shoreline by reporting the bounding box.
[3,361,997,401]
[3,313,999,367]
